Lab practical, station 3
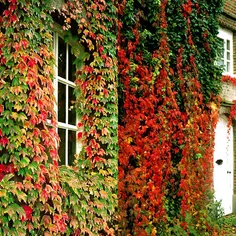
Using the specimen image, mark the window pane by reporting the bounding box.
[69,46,76,82]
[68,130,76,165]
[219,38,224,58]
[58,128,66,165]
[58,82,66,123]
[227,52,230,60]
[218,59,224,66]
[69,86,76,125]
[58,37,66,78]
[227,39,230,50]
[227,62,230,72]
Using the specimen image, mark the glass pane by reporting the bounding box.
[218,38,224,59]
[227,52,230,60]
[218,59,224,67]
[58,37,66,78]
[69,86,76,125]
[69,46,76,82]
[68,130,76,165]
[58,128,66,165]
[58,82,66,123]
[227,62,230,72]
[227,39,230,50]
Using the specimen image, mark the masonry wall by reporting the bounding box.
[234,32,236,75]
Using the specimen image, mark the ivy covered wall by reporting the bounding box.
[0,0,117,235]
[118,0,224,235]
[0,0,224,235]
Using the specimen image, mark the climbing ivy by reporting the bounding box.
[58,0,118,234]
[0,0,118,235]
[0,1,66,235]
[118,0,224,234]
[0,0,227,235]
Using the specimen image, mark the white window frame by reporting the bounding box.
[53,31,79,166]
[218,28,233,75]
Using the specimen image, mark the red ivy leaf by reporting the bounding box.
[103,88,109,98]
[9,4,17,11]
[0,173,5,181]
[77,122,83,128]
[3,10,11,17]
[85,146,93,157]
[10,14,17,22]
[77,132,83,139]
[20,39,29,49]
[0,164,7,172]
[22,205,33,222]
[7,164,16,173]
[97,148,105,156]
[49,149,57,160]
[0,137,8,146]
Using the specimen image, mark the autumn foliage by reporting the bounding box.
[0,0,226,235]
[0,0,117,235]
[118,0,223,234]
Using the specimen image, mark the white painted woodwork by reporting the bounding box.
[214,115,233,215]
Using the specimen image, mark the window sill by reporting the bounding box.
[221,74,236,102]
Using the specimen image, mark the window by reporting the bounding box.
[53,32,78,165]
[218,28,233,75]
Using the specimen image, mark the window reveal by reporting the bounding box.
[53,32,77,165]
[218,28,233,74]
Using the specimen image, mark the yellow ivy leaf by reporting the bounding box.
[16,190,27,202]
[125,137,133,144]
[14,103,23,112]
[100,190,108,199]
[210,102,217,112]
[99,169,108,176]
[0,189,6,197]
[11,112,18,120]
